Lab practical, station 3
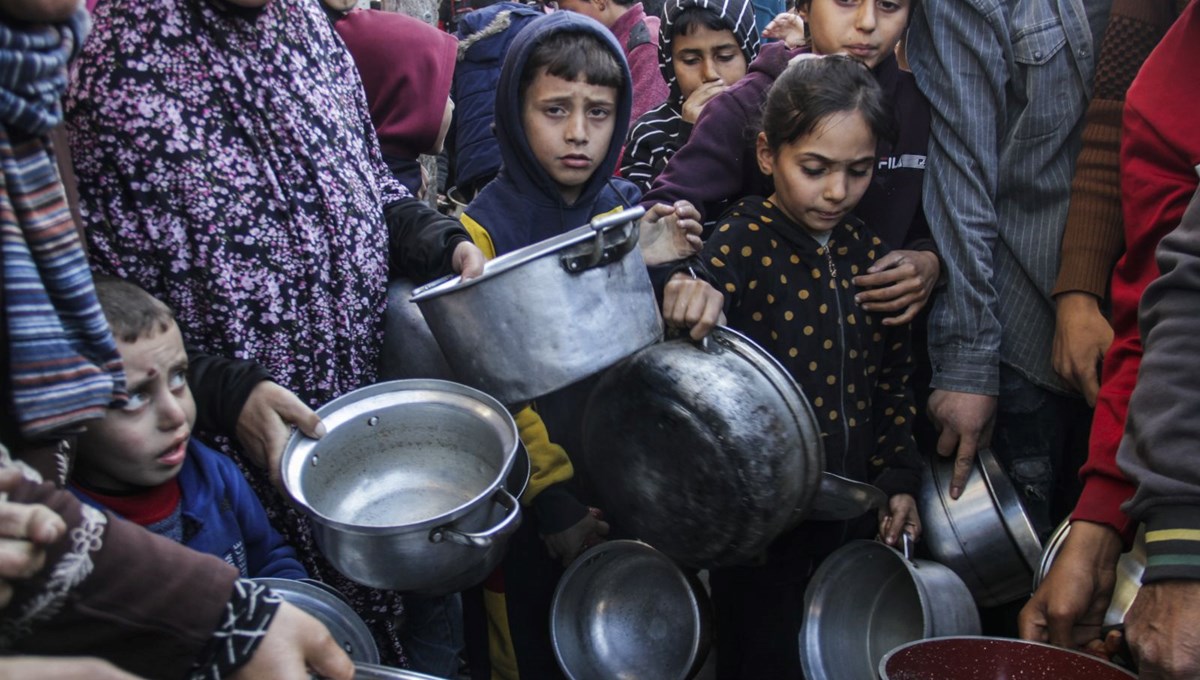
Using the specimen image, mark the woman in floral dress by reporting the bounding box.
[65,0,482,664]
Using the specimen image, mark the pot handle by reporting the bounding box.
[429,488,521,548]
[560,206,646,273]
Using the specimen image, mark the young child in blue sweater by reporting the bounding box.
[71,276,306,580]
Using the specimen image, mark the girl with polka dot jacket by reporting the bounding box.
[699,55,923,676]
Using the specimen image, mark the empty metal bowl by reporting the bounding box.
[550,540,711,680]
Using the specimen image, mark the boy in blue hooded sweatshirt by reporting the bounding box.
[457,12,715,679]
[460,11,701,263]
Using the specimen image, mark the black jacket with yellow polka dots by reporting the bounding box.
[704,197,922,499]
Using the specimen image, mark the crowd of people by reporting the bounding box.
[0,0,1198,677]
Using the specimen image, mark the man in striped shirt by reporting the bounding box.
[908,0,1112,542]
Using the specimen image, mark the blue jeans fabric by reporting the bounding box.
[398,593,464,677]
[991,366,1092,541]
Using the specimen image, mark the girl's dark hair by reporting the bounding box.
[672,6,733,38]
[519,30,625,98]
[760,55,896,150]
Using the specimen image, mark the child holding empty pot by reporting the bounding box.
[669,54,924,677]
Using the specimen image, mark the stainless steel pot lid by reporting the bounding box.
[411,207,646,300]
[253,578,379,664]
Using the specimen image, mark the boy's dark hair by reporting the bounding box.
[761,55,896,149]
[92,275,176,344]
[519,30,624,100]
[671,6,733,39]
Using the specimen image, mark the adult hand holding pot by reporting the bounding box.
[927,389,997,499]
[1019,520,1123,649]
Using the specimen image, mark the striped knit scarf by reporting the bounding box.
[1,11,125,439]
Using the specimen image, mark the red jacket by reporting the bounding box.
[610,3,668,124]
[1071,2,1200,540]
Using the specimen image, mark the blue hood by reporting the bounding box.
[468,11,641,255]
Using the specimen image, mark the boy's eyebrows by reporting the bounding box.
[535,93,616,107]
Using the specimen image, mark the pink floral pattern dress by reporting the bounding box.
[66,0,413,664]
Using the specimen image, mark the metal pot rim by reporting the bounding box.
[253,577,380,664]
[281,379,518,534]
[977,448,1043,571]
[411,207,645,302]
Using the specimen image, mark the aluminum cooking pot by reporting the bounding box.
[919,449,1043,607]
[580,326,824,568]
[411,207,662,406]
[800,537,980,680]
[878,636,1136,679]
[550,540,711,680]
[254,578,379,664]
[380,278,454,382]
[282,380,520,595]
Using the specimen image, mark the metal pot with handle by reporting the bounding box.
[801,536,981,680]
[581,326,885,568]
[411,207,662,406]
[282,380,520,595]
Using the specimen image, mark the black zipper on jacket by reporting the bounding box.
[823,241,851,471]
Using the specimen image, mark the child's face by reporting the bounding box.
[76,321,196,492]
[671,25,748,101]
[800,0,910,69]
[757,109,876,235]
[521,68,618,205]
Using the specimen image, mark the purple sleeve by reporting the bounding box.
[640,84,759,222]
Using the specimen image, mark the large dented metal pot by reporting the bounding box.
[411,207,662,405]
[581,326,825,568]
[282,380,520,595]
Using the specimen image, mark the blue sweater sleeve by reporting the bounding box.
[219,458,308,580]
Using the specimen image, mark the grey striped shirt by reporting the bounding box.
[908,0,1111,395]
